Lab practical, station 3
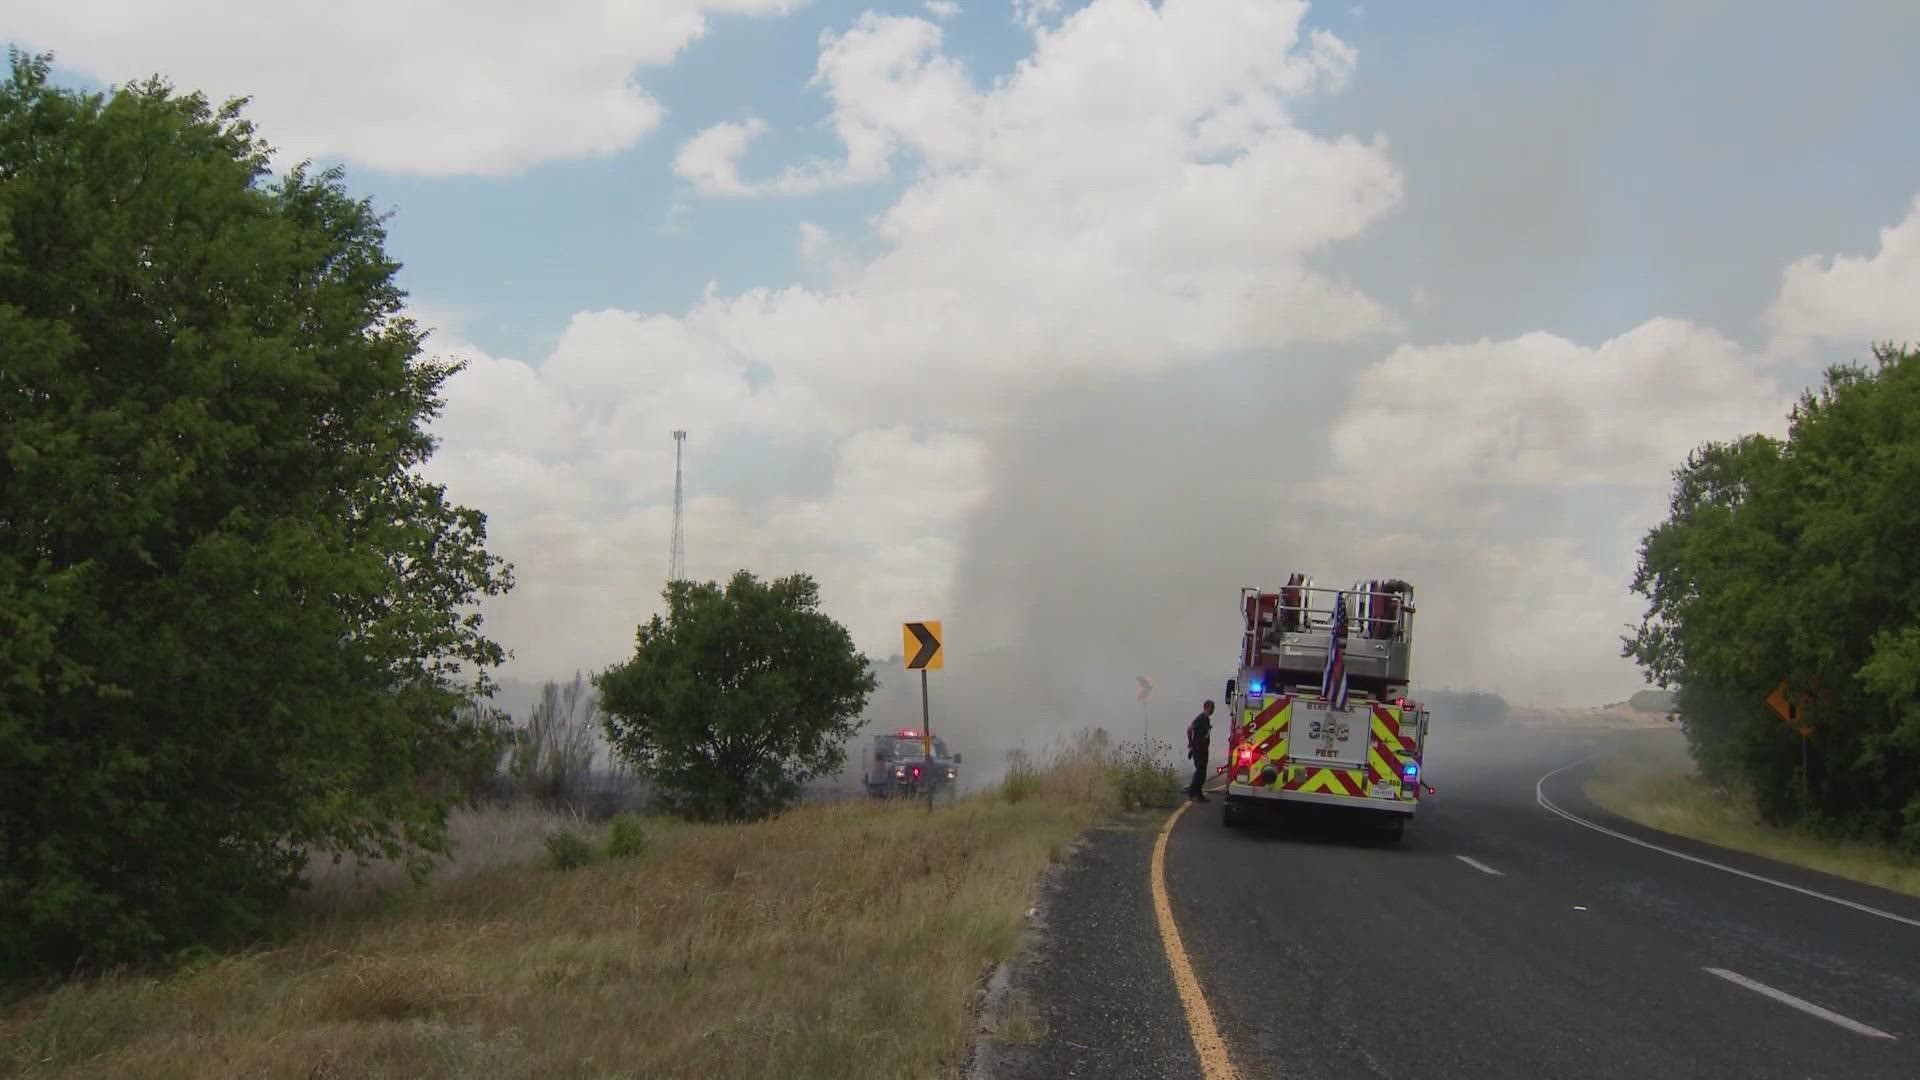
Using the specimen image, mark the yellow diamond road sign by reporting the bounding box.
[1766,679,1813,738]
[903,621,943,671]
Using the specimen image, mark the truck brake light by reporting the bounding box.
[1237,745,1255,766]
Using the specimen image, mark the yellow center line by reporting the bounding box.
[1151,800,1241,1080]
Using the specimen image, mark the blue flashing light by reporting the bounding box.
[1248,679,1264,696]
[1403,762,1420,779]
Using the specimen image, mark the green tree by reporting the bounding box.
[0,52,513,973]
[1625,344,1920,847]
[596,571,878,821]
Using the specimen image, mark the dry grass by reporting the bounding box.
[0,737,1129,1080]
[1584,755,1920,899]
[986,991,1048,1046]
[300,801,603,916]
[999,727,1180,811]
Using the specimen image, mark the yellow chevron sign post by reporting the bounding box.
[904,621,943,812]
[903,621,943,672]
[1766,677,1818,804]
[1765,679,1813,738]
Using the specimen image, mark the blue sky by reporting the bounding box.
[9,1,1919,718]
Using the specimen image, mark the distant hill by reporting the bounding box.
[1414,688,1511,725]
[1629,688,1678,714]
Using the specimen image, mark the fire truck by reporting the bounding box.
[1220,574,1432,840]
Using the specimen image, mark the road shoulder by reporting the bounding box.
[965,809,1201,1080]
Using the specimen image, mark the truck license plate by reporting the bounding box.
[1369,782,1399,799]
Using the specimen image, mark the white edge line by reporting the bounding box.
[1535,755,1920,931]
[1703,967,1897,1040]
[1455,854,1504,877]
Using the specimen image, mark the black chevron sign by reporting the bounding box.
[902,620,944,671]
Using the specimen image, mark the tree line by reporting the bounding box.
[1,52,876,978]
[1627,345,1920,852]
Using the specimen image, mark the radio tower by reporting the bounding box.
[668,430,687,582]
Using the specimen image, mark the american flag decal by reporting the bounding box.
[1323,591,1350,710]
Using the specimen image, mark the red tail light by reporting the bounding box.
[1237,745,1255,766]
[911,765,922,778]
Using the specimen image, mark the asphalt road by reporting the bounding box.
[977,726,1920,1080]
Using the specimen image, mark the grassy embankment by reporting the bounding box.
[1584,755,1920,899]
[0,733,1177,1080]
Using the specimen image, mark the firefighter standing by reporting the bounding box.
[1186,700,1215,802]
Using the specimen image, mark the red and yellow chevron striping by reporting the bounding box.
[1238,695,1293,787]
[1366,703,1415,790]
[1280,765,1367,797]
[1234,696,1423,803]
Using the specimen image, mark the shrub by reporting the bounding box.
[597,571,878,822]
[543,829,596,871]
[1111,738,1182,810]
[604,814,650,860]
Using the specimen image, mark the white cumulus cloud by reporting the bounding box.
[675,13,976,196]
[671,1,1403,430]
[4,0,802,175]
[1766,191,1920,354]
[1330,317,1797,498]
[673,117,772,196]
[1013,0,1066,30]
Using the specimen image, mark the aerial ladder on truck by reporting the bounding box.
[1219,574,1433,840]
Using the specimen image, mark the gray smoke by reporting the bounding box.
[915,359,1372,780]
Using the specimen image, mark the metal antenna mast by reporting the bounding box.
[669,430,687,582]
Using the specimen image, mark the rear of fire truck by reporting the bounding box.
[1220,574,1431,840]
